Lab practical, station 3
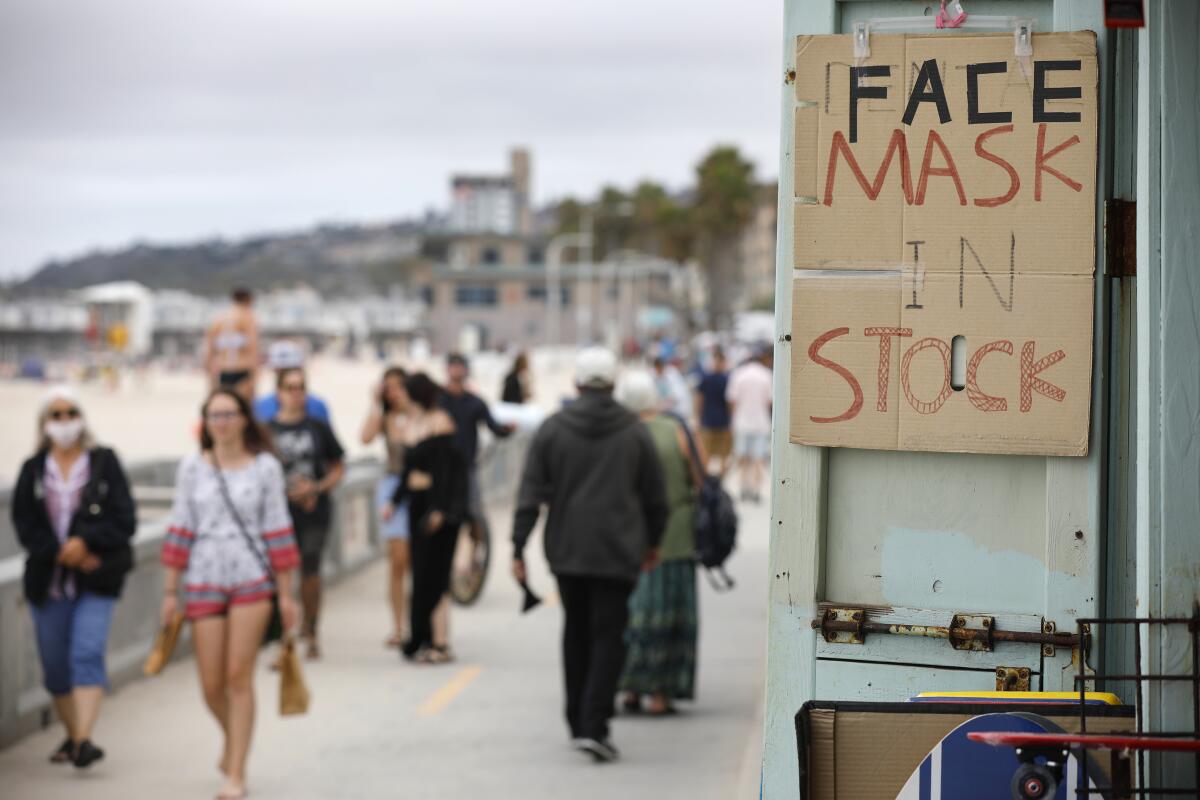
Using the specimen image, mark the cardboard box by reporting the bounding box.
[789,32,1098,456]
[796,700,1135,799]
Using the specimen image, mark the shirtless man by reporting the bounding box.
[204,288,260,401]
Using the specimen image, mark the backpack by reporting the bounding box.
[668,413,738,591]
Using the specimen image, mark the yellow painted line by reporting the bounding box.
[418,665,483,716]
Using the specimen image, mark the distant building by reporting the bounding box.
[0,285,424,365]
[449,148,533,236]
[737,183,779,313]
[413,235,682,353]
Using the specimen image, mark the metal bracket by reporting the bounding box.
[996,666,1032,691]
[1105,198,1137,276]
[951,613,996,652]
[812,607,865,644]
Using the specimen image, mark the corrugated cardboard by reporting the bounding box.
[798,701,1135,800]
[789,32,1098,455]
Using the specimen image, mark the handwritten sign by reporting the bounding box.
[789,32,1097,456]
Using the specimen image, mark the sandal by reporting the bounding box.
[49,738,74,764]
[384,633,404,649]
[416,645,455,665]
[216,783,247,800]
[305,639,321,661]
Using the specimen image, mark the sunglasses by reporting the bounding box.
[48,408,81,421]
[281,383,306,392]
[205,410,242,422]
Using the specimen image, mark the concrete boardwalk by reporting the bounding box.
[0,496,768,799]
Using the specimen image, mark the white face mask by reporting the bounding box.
[44,418,85,448]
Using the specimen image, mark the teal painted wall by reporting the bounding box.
[1137,0,1200,789]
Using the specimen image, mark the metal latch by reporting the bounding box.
[811,606,1085,653]
[996,666,1032,691]
[950,613,995,652]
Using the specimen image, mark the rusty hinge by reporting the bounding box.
[1105,198,1136,277]
[811,608,1085,653]
[996,666,1032,691]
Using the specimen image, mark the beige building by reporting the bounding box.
[737,183,779,312]
[413,235,680,353]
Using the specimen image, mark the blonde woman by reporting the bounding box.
[11,385,137,768]
[360,366,411,647]
[615,370,704,715]
[160,388,299,800]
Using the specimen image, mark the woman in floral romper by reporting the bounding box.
[160,388,299,800]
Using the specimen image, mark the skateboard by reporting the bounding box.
[896,712,1103,799]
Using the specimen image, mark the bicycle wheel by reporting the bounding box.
[450,514,491,606]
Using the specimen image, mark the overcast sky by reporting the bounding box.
[0,0,782,279]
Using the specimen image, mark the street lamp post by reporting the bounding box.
[545,231,591,346]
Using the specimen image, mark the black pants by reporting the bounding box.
[556,574,636,741]
[407,495,458,653]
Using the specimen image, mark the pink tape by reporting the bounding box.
[935,0,967,29]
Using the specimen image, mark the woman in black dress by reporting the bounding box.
[385,372,467,664]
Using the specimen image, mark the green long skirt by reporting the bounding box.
[618,559,698,700]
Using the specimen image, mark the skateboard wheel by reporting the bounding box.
[1012,764,1057,799]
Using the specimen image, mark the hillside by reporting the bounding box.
[16,221,429,297]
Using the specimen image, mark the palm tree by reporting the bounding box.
[693,146,756,330]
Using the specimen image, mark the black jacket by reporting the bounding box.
[11,447,138,606]
[512,390,668,582]
[502,372,524,404]
[392,433,469,526]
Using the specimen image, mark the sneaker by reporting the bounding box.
[72,739,104,769]
[576,737,620,763]
[49,738,73,764]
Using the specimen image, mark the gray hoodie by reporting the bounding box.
[512,389,668,582]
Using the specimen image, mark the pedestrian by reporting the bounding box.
[652,357,692,421]
[160,388,300,800]
[204,287,260,402]
[501,351,533,404]
[385,373,467,664]
[694,347,733,478]
[726,346,774,503]
[441,353,515,532]
[10,385,137,769]
[254,340,331,423]
[615,371,705,715]
[361,366,412,648]
[267,367,346,659]
[511,347,668,763]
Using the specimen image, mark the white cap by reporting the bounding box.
[615,370,657,413]
[267,340,306,370]
[575,347,618,389]
[40,384,83,416]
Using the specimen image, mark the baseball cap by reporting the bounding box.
[575,347,617,389]
[267,340,306,370]
[40,384,83,416]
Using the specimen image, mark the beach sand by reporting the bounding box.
[0,350,578,486]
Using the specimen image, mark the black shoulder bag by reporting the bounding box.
[211,453,284,644]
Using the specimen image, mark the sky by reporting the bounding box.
[0,0,782,280]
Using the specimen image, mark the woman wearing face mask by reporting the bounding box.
[161,388,299,800]
[10,386,137,769]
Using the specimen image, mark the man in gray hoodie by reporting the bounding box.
[511,347,668,763]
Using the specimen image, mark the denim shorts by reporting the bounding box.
[734,430,771,460]
[30,592,116,695]
[377,474,410,541]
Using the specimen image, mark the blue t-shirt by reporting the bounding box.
[697,371,730,430]
[254,393,330,423]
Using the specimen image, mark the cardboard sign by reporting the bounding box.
[789,32,1098,456]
